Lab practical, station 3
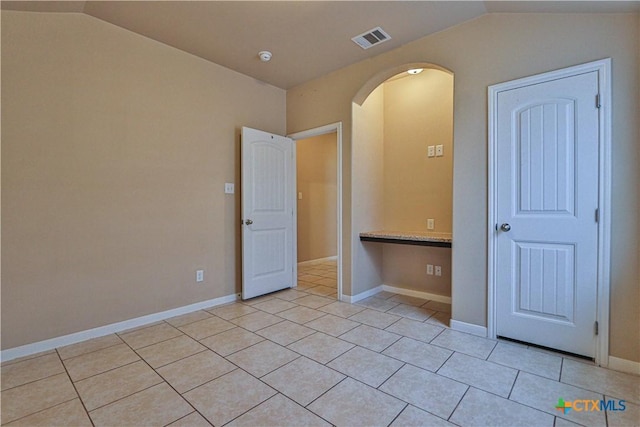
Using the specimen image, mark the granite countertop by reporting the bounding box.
[359,230,452,245]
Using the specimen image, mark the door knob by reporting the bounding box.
[500,223,511,232]
[245,219,253,225]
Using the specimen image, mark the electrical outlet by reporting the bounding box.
[435,145,444,157]
[427,146,435,157]
[435,266,442,276]
[427,264,434,275]
[427,219,435,230]
[196,270,204,282]
[298,192,303,200]
[224,183,235,194]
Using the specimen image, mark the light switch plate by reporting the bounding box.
[435,266,442,276]
[224,183,235,194]
[427,146,435,157]
[435,145,444,157]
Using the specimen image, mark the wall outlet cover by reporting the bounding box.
[427,264,434,275]
[435,145,444,157]
[427,219,435,230]
[196,270,204,282]
[435,266,442,276]
[224,183,235,194]
[427,145,435,157]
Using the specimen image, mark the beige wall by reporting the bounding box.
[381,70,453,296]
[288,13,640,362]
[1,11,286,350]
[296,133,337,262]
[351,86,385,296]
[383,70,453,232]
[383,245,451,297]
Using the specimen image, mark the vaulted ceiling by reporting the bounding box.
[3,1,639,89]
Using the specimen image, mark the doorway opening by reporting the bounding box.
[350,63,455,316]
[289,123,343,301]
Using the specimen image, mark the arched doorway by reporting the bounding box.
[350,63,455,322]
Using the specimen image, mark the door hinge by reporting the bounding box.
[595,321,599,336]
[595,208,599,223]
[595,94,601,109]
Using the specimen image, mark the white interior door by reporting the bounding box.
[241,127,295,300]
[495,71,600,357]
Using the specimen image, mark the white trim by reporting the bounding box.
[342,285,383,303]
[487,59,612,367]
[297,256,338,267]
[608,356,640,376]
[0,293,238,363]
[450,319,488,337]
[289,122,343,302]
[292,140,298,288]
[381,284,451,304]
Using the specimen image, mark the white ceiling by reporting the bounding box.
[3,1,639,89]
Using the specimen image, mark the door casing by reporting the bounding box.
[487,59,612,366]
[288,123,343,301]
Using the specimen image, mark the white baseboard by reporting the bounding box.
[382,284,451,304]
[342,285,383,304]
[450,319,488,337]
[1,293,239,363]
[608,356,640,375]
[297,256,337,267]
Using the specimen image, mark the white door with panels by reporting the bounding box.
[241,127,295,300]
[495,71,600,357]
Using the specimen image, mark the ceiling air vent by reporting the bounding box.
[351,27,392,50]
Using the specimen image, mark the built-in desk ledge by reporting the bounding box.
[359,230,452,248]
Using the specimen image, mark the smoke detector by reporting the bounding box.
[258,51,272,62]
[352,27,391,50]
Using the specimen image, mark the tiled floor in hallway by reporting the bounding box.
[297,258,339,298]
[2,277,639,426]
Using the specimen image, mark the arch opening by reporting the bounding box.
[350,61,455,309]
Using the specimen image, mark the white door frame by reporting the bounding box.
[487,59,612,366]
[288,122,343,301]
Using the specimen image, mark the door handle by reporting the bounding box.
[245,219,253,225]
[500,223,511,232]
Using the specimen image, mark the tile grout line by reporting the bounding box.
[303,375,349,409]
[227,371,336,427]
[446,385,471,422]
[58,339,124,364]
[139,347,209,370]
[507,369,521,399]
[0,367,67,393]
[0,350,57,367]
[69,358,141,384]
[375,361,407,391]
[55,348,96,427]
[162,410,200,427]
[2,394,82,426]
[385,403,409,427]
[114,332,210,425]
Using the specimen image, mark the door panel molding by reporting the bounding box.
[488,59,611,366]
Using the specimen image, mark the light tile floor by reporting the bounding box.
[2,267,639,426]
